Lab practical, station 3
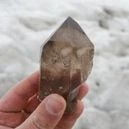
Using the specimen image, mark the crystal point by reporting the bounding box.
[39,17,94,113]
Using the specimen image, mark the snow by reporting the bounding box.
[0,0,129,128]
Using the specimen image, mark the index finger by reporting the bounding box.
[0,71,39,112]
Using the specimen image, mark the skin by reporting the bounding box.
[0,71,88,129]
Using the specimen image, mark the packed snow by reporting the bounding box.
[0,0,129,129]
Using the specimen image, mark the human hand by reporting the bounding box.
[0,71,88,129]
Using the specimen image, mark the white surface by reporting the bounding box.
[0,0,129,129]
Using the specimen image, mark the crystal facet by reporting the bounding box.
[39,17,94,113]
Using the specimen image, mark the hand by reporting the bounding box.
[0,71,88,129]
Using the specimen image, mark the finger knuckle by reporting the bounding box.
[31,117,42,129]
[31,115,51,129]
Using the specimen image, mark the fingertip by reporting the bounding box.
[78,83,89,100]
[81,83,89,92]
[30,71,39,81]
[44,94,66,116]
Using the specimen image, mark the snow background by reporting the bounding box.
[0,0,129,128]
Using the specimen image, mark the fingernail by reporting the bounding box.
[45,94,65,115]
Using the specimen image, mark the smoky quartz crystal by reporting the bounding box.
[38,17,94,113]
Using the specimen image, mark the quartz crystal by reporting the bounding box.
[39,17,94,113]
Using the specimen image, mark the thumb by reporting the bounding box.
[16,94,66,129]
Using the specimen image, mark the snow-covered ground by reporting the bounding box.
[0,0,129,129]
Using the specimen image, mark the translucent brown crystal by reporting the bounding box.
[39,17,94,113]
